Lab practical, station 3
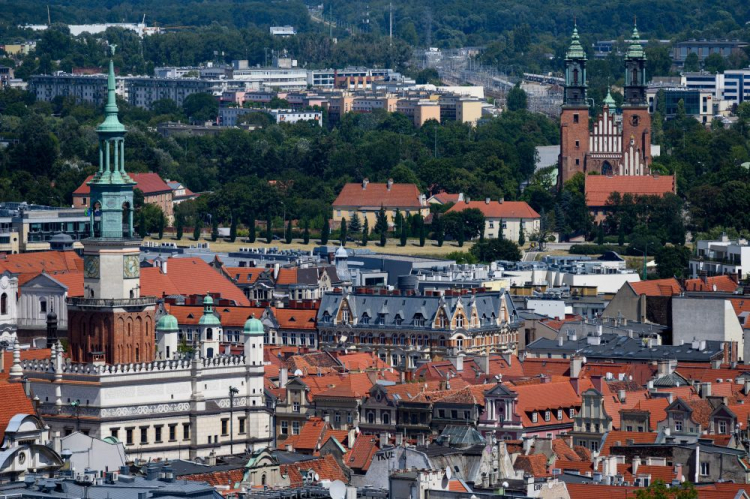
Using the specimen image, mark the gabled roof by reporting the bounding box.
[0,383,35,443]
[140,257,249,305]
[513,454,549,477]
[48,271,85,297]
[333,182,424,209]
[446,200,540,219]
[74,172,172,196]
[552,439,582,462]
[684,275,738,293]
[629,278,682,297]
[224,267,267,285]
[281,454,348,487]
[585,175,676,207]
[275,308,317,331]
[292,417,328,452]
[344,436,378,472]
[631,398,670,430]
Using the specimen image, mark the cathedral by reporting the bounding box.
[558,24,653,188]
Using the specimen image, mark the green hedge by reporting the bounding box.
[569,244,628,255]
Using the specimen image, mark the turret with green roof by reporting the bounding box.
[563,23,588,107]
[603,90,616,114]
[624,23,648,106]
[87,44,136,239]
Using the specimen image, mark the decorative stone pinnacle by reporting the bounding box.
[9,338,23,380]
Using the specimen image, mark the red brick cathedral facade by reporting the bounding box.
[558,24,652,188]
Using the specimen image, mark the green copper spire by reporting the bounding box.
[97,45,126,134]
[566,23,587,60]
[625,22,646,60]
[603,90,616,108]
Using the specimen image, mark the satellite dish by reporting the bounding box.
[445,466,453,480]
[329,480,346,499]
[294,369,303,376]
[314,473,320,482]
[502,481,509,488]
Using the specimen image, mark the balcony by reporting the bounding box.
[68,296,156,309]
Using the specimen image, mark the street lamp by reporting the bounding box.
[229,386,239,455]
[70,400,81,432]
[631,243,651,281]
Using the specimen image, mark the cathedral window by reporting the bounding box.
[573,114,579,124]
[1,293,7,315]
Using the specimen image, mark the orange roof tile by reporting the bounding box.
[684,275,738,293]
[314,373,374,399]
[585,175,676,207]
[514,454,549,477]
[224,267,267,284]
[552,439,582,462]
[0,383,35,442]
[553,459,595,475]
[0,250,82,275]
[140,258,249,305]
[686,399,713,428]
[274,308,317,330]
[345,436,379,472]
[511,380,581,427]
[183,469,244,488]
[49,271,84,297]
[599,431,657,456]
[337,352,389,372]
[632,398,670,430]
[447,480,470,492]
[333,182,424,209]
[166,305,265,327]
[447,200,540,219]
[275,268,298,285]
[1,349,51,382]
[73,173,171,196]
[637,464,677,483]
[565,484,640,499]
[540,314,582,332]
[630,278,682,297]
[522,359,570,377]
[281,454,347,487]
[294,417,328,451]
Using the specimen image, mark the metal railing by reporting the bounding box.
[68,297,156,308]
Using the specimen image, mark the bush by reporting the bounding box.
[569,244,627,255]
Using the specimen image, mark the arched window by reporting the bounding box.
[573,68,579,85]
[206,328,213,340]
[0,293,7,315]
[379,333,385,345]
[410,334,416,345]
[632,68,638,85]
[261,474,267,486]
[382,412,390,425]
[601,161,613,176]
[367,412,374,424]
[456,315,465,328]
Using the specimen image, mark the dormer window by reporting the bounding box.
[438,315,447,328]
[569,408,576,418]
[342,309,350,324]
[557,409,563,421]
[545,411,551,422]
[394,315,402,326]
[322,312,331,323]
[377,313,386,325]
[532,412,538,423]
[456,314,465,328]
[413,314,425,327]
[361,313,370,325]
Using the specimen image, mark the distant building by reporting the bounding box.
[29,73,126,106]
[269,109,323,126]
[270,26,297,37]
[724,69,750,106]
[446,199,541,242]
[647,86,713,123]
[331,179,429,229]
[585,175,676,223]
[0,202,89,253]
[681,72,724,99]
[690,234,750,279]
[127,77,220,109]
[73,172,175,225]
[672,40,749,66]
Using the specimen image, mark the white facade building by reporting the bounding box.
[17,273,69,333]
[724,69,750,107]
[690,235,750,278]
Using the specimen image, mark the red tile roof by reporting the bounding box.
[585,175,676,207]
[511,380,581,427]
[333,182,424,209]
[447,480,470,492]
[430,192,462,204]
[293,417,328,452]
[540,314,582,332]
[336,352,388,371]
[522,359,570,378]
[684,275,738,293]
[275,268,298,285]
[0,251,82,275]
[629,278,682,297]
[599,431,657,456]
[73,173,171,196]
[345,435,378,472]
[552,439,582,462]
[140,258,249,305]
[274,308,317,330]
[447,200,540,219]
[282,454,347,487]
[514,454,549,477]
[183,469,244,489]
[565,484,640,499]
[0,383,35,443]
[224,267,267,285]
[637,464,677,483]
[48,272,85,297]
[631,398,670,430]
[1,349,51,382]
[166,305,265,327]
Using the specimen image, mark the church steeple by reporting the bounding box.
[563,23,588,106]
[624,22,647,106]
[87,45,136,239]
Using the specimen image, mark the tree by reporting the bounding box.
[655,245,691,278]
[419,217,426,247]
[321,218,330,244]
[193,217,201,241]
[400,222,407,246]
[434,215,445,247]
[704,53,726,74]
[596,224,604,245]
[285,219,293,244]
[211,216,219,241]
[265,212,272,244]
[506,83,528,111]
[380,227,387,246]
[635,480,697,499]
[375,205,388,236]
[340,217,347,246]
[157,211,165,240]
[182,92,219,123]
[470,238,522,262]
[348,213,361,234]
[229,214,237,242]
[683,52,700,72]
[248,216,256,243]
[138,211,147,238]
[457,228,465,247]
[519,227,526,246]
[176,213,184,240]
[303,218,310,245]
[362,217,369,246]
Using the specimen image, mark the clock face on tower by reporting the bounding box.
[84,255,100,279]
[123,255,140,279]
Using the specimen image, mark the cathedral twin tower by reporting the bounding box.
[558,23,652,188]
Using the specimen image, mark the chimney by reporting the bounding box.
[591,375,604,393]
[395,433,403,446]
[558,336,564,347]
[447,354,464,372]
[744,379,750,396]
[501,350,512,367]
[498,197,504,204]
[632,456,640,476]
[700,382,712,398]
[657,359,671,377]
[161,259,168,274]
[380,432,389,447]
[477,354,491,374]
[387,178,393,191]
[485,197,490,204]
[362,178,369,190]
[280,367,288,387]
[348,427,356,446]
[207,450,217,467]
[674,463,683,482]
[286,444,293,452]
